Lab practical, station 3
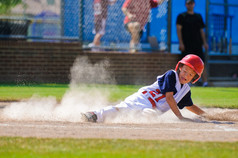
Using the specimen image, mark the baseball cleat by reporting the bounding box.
[82,112,97,123]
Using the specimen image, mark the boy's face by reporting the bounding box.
[179,65,196,84]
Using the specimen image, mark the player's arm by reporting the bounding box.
[186,105,211,120]
[186,104,205,115]
[166,92,184,120]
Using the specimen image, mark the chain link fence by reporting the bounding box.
[0,0,169,52]
[81,0,168,52]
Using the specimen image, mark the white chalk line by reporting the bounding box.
[0,123,237,132]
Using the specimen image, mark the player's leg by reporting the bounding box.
[142,108,163,117]
[83,102,130,123]
[82,92,165,123]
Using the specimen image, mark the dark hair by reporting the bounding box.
[185,0,195,4]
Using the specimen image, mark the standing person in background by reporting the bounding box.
[89,0,117,51]
[176,0,209,87]
[122,0,166,53]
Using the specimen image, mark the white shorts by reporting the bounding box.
[93,18,106,35]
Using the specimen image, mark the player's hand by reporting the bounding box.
[199,113,211,120]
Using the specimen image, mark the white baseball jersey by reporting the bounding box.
[95,70,192,122]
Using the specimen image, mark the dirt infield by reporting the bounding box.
[0,102,238,142]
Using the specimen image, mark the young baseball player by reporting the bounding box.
[82,54,207,123]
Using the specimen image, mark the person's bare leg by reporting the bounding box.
[93,33,103,46]
[127,22,141,53]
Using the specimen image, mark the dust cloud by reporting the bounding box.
[70,57,115,85]
[2,57,115,122]
[203,108,238,122]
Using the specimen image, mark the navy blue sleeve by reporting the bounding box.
[158,70,177,94]
[177,91,193,109]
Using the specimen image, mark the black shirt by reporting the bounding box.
[176,12,205,51]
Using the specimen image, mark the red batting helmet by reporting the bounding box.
[175,54,204,84]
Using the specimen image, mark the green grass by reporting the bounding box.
[0,84,237,108]
[191,87,238,108]
[0,84,68,101]
[0,84,140,102]
[0,137,237,158]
